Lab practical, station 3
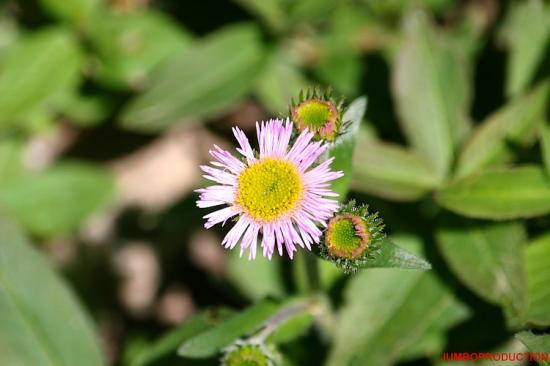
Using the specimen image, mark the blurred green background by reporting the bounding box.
[0,0,549,365]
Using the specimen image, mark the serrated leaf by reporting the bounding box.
[436,166,550,220]
[326,236,468,366]
[178,300,280,358]
[393,11,470,177]
[352,138,442,201]
[522,233,550,326]
[457,81,550,177]
[436,217,527,312]
[0,28,82,128]
[328,96,367,199]
[0,162,114,237]
[0,219,106,366]
[90,9,191,89]
[130,308,234,366]
[121,23,266,132]
[500,0,550,98]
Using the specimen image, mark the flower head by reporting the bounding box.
[319,200,385,273]
[290,88,345,142]
[196,118,343,259]
[222,341,280,366]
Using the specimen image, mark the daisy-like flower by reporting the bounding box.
[196,118,343,260]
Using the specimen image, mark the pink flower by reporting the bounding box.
[196,118,343,259]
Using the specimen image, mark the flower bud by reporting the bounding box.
[222,340,280,366]
[289,87,345,142]
[319,200,385,273]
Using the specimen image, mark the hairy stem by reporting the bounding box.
[250,301,310,343]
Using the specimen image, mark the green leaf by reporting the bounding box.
[436,166,550,220]
[39,0,102,25]
[359,237,432,270]
[0,138,24,187]
[254,50,308,114]
[267,312,313,345]
[0,162,114,237]
[232,0,286,31]
[226,250,285,301]
[457,81,550,177]
[500,0,550,98]
[0,28,82,128]
[522,232,550,326]
[314,52,362,97]
[314,26,362,97]
[328,96,367,199]
[326,236,469,366]
[516,331,550,365]
[433,338,529,366]
[393,11,470,177]
[121,23,266,132]
[436,217,527,312]
[0,219,106,366]
[178,300,280,358]
[364,0,454,17]
[130,308,234,366]
[89,9,191,89]
[352,138,442,201]
[542,120,550,176]
[58,92,112,127]
[398,329,445,363]
[288,0,337,24]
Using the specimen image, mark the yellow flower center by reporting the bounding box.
[236,159,302,221]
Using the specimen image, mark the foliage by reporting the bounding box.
[0,0,549,365]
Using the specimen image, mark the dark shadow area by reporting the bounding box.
[155,0,251,36]
[470,28,506,122]
[359,52,405,144]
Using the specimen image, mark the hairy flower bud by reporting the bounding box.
[319,200,385,273]
[289,87,346,142]
[222,340,280,366]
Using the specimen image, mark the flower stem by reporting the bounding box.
[250,301,310,343]
[304,252,321,293]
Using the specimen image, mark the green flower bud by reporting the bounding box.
[319,200,385,273]
[222,341,280,366]
[289,87,345,142]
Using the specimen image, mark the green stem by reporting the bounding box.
[304,252,321,293]
[250,301,310,343]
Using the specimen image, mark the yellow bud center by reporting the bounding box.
[295,100,333,128]
[236,159,302,221]
[326,215,370,259]
[291,99,339,141]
